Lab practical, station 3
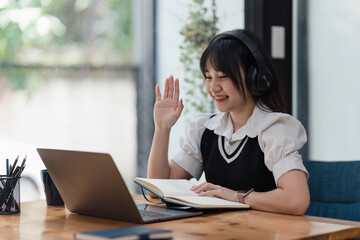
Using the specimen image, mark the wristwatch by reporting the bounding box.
[236,187,254,204]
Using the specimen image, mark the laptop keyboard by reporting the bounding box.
[138,209,174,219]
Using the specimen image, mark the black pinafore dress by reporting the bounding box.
[200,128,277,192]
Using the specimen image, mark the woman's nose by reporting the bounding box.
[210,80,221,93]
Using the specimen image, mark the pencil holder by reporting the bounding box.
[0,175,21,214]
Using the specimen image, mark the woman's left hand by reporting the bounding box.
[191,182,237,202]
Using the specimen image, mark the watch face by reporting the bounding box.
[237,187,253,194]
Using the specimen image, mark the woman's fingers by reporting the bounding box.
[174,78,180,100]
[163,77,169,98]
[158,76,180,100]
[191,182,217,193]
[155,84,162,101]
[193,183,238,202]
[198,190,220,198]
[191,182,206,191]
[168,76,174,98]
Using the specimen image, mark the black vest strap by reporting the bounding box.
[200,128,276,192]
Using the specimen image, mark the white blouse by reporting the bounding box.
[172,105,308,185]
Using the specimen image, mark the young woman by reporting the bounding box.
[147,29,310,215]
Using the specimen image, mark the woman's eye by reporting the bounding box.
[219,75,228,79]
[205,76,212,80]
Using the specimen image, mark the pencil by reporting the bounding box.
[20,155,27,169]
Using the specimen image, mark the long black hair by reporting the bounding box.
[200,29,286,113]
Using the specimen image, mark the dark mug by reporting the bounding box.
[40,169,64,206]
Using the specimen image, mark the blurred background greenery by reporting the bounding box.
[0,0,132,93]
[179,0,217,118]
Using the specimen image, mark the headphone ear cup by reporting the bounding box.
[246,65,259,96]
[258,71,273,94]
[246,65,273,96]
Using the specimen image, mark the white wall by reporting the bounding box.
[156,0,244,158]
[0,77,137,200]
[308,0,360,160]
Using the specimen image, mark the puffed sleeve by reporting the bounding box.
[171,113,212,180]
[258,113,308,185]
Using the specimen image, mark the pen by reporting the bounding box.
[9,155,19,177]
[6,159,9,177]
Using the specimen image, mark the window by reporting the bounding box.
[296,0,360,160]
[0,0,136,201]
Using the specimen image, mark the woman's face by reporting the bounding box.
[204,64,253,113]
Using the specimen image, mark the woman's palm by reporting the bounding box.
[154,76,184,129]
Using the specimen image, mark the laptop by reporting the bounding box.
[37,148,202,223]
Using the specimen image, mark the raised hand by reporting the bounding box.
[154,76,184,130]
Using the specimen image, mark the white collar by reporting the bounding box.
[203,105,272,142]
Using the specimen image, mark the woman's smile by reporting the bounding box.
[213,94,229,103]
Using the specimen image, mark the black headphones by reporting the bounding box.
[209,29,273,96]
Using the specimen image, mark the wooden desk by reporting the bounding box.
[1,196,360,240]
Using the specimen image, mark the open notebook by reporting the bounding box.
[134,177,250,209]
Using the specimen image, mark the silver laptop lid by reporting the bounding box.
[37,148,143,223]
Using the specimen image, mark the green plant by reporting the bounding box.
[179,0,218,119]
